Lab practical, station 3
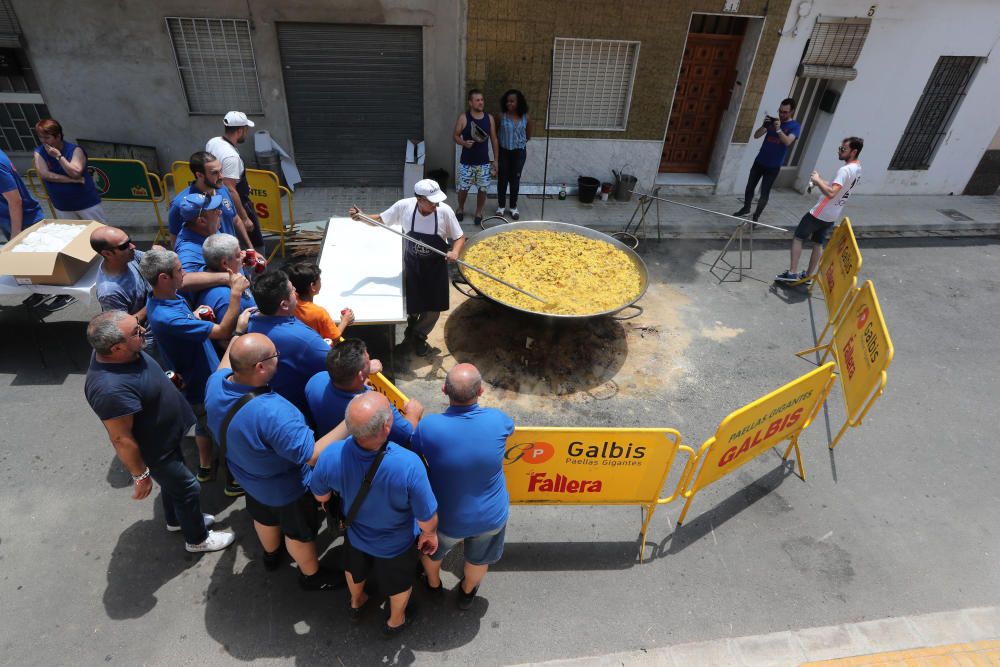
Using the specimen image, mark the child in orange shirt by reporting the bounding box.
[287,261,354,340]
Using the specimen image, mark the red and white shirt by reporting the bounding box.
[810,161,861,223]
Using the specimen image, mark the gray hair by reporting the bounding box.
[345,395,392,441]
[87,311,130,354]
[202,233,240,271]
[138,248,178,286]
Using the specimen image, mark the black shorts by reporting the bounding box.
[245,492,321,542]
[344,536,418,597]
[794,212,835,245]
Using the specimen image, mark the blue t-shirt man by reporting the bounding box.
[84,350,196,464]
[0,149,43,239]
[197,283,256,324]
[146,295,219,405]
[247,315,328,415]
[410,404,514,537]
[204,369,314,506]
[175,226,210,274]
[755,119,801,169]
[304,372,413,444]
[97,249,157,352]
[310,438,437,558]
[168,183,237,238]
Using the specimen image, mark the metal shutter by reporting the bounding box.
[548,38,639,131]
[276,23,423,186]
[796,17,870,81]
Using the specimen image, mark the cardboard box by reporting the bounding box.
[0,220,105,285]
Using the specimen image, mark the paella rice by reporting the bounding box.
[462,229,643,315]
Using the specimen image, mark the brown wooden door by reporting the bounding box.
[660,33,742,173]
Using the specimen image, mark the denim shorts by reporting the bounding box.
[429,522,506,565]
[458,163,491,191]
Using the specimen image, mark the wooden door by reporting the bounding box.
[660,34,742,173]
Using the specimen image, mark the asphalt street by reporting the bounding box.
[1,235,998,666]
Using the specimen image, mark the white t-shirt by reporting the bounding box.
[810,161,861,223]
[205,136,245,181]
[380,197,464,243]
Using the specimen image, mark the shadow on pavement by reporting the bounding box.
[0,315,91,385]
[489,541,637,572]
[647,460,798,560]
[201,509,488,664]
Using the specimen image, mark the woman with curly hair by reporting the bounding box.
[494,89,532,220]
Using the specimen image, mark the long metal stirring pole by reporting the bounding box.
[630,190,790,233]
[352,211,548,304]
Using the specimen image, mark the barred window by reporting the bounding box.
[889,56,981,171]
[548,38,640,131]
[165,17,263,115]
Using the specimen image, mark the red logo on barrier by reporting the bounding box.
[504,441,555,465]
[856,306,870,330]
[89,166,110,195]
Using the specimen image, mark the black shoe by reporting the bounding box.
[455,211,464,222]
[41,295,77,312]
[457,578,478,610]
[412,338,431,356]
[421,573,444,597]
[733,208,750,217]
[474,216,483,227]
[262,546,284,571]
[349,597,369,624]
[21,294,47,308]
[383,604,417,637]
[224,480,245,497]
[751,212,760,222]
[298,565,344,591]
[196,464,216,483]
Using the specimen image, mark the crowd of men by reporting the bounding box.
[82,111,514,636]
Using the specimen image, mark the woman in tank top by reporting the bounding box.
[32,118,106,221]
[494,89,532,220]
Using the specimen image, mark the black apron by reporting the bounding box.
[403,203,450,314]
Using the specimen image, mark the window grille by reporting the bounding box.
[889,56,981,171]
[165,17,263,115]
[0,100,47,152]
[548,38,640,131]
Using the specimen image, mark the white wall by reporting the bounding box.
[717,0,1000,195]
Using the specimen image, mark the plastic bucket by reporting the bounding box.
[614,174,637,201]
[577,176,600,203]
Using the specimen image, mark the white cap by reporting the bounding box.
[414,178,447,203]
[223,111,255,128]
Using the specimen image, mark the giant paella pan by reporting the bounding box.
[455,220,648,319]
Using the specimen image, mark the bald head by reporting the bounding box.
[230,333,275,373]
[90,226,131,254]
[444,363,482,404]
[346,392,392,446]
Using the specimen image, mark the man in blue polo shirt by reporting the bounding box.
[734,98,800,222]
[140,248,251,495]
[174,192,224,275]
[304,338,422,441]
[410,363,514,610]
[0,147,43,240]
[198,233,256,354]
[167,151,245,247]
[247,270,328,416]
[205,333,346,589]
[310,392,439,636]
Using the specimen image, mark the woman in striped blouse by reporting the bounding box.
[494,89,533,220]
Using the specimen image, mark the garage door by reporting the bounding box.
[276,23,423,186]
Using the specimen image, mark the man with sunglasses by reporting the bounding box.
[204,333,347,588]
[776,137,863,283]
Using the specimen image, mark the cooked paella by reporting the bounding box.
[461,229,644,315]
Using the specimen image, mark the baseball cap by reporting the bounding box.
[414,178,447,203]
[179,193,224,223]
[223,111,255,128]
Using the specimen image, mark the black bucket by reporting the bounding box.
[577,176,600,203]
[614,174,638,201]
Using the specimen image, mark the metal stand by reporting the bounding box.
[618,187,662,245]
[629,190,789,283]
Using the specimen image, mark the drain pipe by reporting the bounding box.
[541,45,554,219]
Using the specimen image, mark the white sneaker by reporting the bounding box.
[185,529,235,553]
[510,207,520,220]
[167,513,215,533]
[495,207,506,216]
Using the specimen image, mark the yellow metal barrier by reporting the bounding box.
[797,218,863,361]
[503,427,694,561]
[164,160,194,199]
[676,362,837,526]
[245,168,295,261]
[368,371,409,413]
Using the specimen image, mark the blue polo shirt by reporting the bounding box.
[146,295,219,404]
[410,404,514,537]
[205,370,314,506]
[304,372,413,443]
[247,315,329,415]
[310,438,437,558]
[0,149,43,239]
[756,119,801,169]
[175,227,210,273]
[168,183,238,238]
[196,284,256,323]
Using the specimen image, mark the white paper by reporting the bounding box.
[11,224,88,253]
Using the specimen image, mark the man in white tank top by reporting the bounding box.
[776,137,863,283]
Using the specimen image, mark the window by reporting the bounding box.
[796,17,870,81]
[889,56,981,171]
[548,38,640,131]
[0,0,48,153]
[165,17,263,115]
